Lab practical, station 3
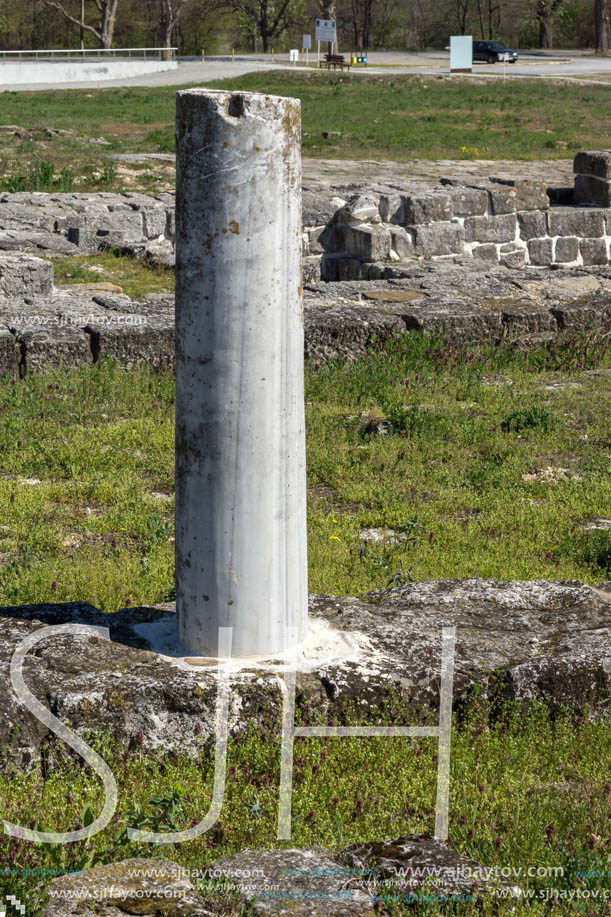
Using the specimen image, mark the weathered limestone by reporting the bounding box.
[1,579,610,774]
[311,153,611,277]
[41,840,521,916]
[0,252,53,298]
[174,89,307,658]
[41,859,213,917]
[574,150,611,206]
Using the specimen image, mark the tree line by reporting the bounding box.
[0,0,608,56]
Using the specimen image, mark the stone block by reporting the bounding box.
[0,326,15,377]
[343,224,392,262]
[390,227,413,260]
[143,238,175,269]
[165,210,176,241]
[551,296,611,331]
[318,214,350,253]
[464,213,517,244]
[320,253,342,281]
[498,303,557,336]
[307,226,326,254]
[471,243,499,263]
[343,193,381,224]
[573,174,611,207]
[490,179,549,211]
[528,237,553,265]
[447,187,488,217]
[378,193,404,224]
[547,207,605,238]
[141,208,168,239]
[573,150,611,179]
[13,322,92,374]
[302,255,320,284]
[580,237,608,265]
[488,186,517,214]
[517,211,547,241]
[0,253,53,298]
[410,222,464,256]
[401,302,503,340]
[402,192,453,224]
[499,242,527,268]
[338,257,367,280]
[554,236,579,263]
[92,211,145,247]
[86,313,174,369]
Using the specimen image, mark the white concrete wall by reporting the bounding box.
[0,59,177,85]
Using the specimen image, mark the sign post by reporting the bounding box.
[302,33,311,66]
[315,18,337,62]
[449,35,472,73]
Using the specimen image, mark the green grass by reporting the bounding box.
[0,72,608,192]
[0,333,609,613]
[1,702,610,915]
[305,334,611,595]
[50,250,175,299]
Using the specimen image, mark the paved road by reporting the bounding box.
[1,50,611,91]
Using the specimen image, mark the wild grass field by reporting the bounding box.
[0,333,609,612]
[0,72,608,193]
[2,703,610,916]
[0,330,609,914]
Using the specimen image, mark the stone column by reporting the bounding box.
[175,89,307,658]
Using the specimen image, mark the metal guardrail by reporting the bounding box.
[0,48,177,61]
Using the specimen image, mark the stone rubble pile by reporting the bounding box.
[304,151,611,281]
[0,190,175,260]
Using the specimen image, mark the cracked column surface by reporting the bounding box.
[175,89,308,657]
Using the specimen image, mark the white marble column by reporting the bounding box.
[175,89,307,657]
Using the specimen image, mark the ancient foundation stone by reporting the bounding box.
[343,223,392,261]
[573,174,611,207]
[464,213,517,244]
[573,150,611,179]
[402,191,453,224]
[547,207,605,238]
[580,237,608,265]
[554,236,580,263]
[41,859,212,917]
[446,186,488,217]
[1,580,610,774]
[517,210,547,241]
[0,252,53,298]
[528,237,554,265]
[411,222,464,256]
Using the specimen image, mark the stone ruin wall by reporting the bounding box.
[303,150,611,282]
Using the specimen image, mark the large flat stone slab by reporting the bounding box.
[41,839,521,916]
[0,579,609,774]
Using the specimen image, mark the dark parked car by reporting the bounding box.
[473,40,518,63]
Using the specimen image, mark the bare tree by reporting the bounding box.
[320,0,336,52]
[595,0,611,51]
[43,0,120,47]
[231,0,293,51]
[536,0,563,48]
[475,0,499,38]
[159,0,187,46]
[350,0,376,47]
[456,0,470,33]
